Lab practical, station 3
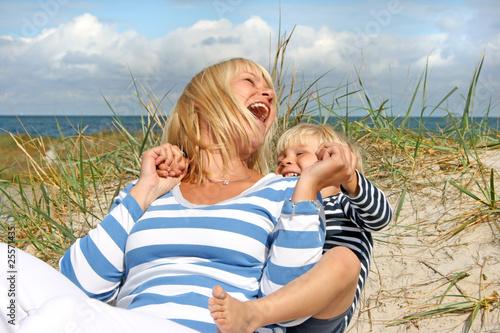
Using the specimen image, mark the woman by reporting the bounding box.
[2,58,333,332]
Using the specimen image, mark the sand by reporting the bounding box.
[347,151,500,332]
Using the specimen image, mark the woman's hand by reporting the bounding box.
[129,143,189,211]
[314,142,359,196]
[292,143,359,202]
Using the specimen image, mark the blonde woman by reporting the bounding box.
[2,59,346,332]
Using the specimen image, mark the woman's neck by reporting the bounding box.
[179,153,261,205]
[203,149,252,181]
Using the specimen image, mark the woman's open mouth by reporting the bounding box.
[247,102,270,122]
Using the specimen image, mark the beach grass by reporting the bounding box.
[0,32,499,331]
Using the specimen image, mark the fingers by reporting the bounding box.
[154,144,180,168]
[317,143,357,167]
[316,142,349,161]
[133,144,189,209]
[153,144,189,178]
[306,142,358,188]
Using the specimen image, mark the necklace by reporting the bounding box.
[207,170,255,186]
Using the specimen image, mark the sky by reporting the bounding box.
[0,0,499,117]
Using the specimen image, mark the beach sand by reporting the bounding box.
[347,151,500,332]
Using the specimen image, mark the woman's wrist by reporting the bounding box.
[341,170,360,197]
[292,174,322,202]
[129,181,156,211]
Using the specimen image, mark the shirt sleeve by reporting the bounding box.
[259,196,326,327]
[340,171,393,231]
[59,182,143,302]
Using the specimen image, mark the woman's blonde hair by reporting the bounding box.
[162,58,277,184]
[276,123,365,173]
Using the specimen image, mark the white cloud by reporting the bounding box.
[1,11,498,116]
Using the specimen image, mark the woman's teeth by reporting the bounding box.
[285,173,299,177]
[248,103,269,122]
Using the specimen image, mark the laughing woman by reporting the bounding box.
[0,58,342,332]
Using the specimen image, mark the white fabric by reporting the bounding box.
[0,243,198,333]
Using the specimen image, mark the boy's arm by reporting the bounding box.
[340,170,393,231]
[314,142,391,231]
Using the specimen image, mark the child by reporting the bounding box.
[209,123,392,333]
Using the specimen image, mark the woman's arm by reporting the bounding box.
[59,184,143,301]
[258,186,325,328]
[130,143,188,211]
[60,143,188,301]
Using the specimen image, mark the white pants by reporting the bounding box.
[0,243,199,333]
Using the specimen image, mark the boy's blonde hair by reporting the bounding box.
[162,58,277,185]
[276,123,365,173]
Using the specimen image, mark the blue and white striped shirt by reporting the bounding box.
[60,174,325,332]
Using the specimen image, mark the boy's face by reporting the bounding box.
[275,138,320,177]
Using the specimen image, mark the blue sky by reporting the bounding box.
[0,0,499,116]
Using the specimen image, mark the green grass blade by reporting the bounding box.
[439,271,469,304]
[388,301,477,327]
[490,168,496,207]
[394,185,407,224]
[79,133,86,212]
[449,180,484,204]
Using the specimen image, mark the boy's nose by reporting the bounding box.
[281,156,293,165]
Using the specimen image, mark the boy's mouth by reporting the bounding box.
[247,102,270,122]
[283,172,300,177]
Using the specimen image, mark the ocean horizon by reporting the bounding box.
[1,115,499,138]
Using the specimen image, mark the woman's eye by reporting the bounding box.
[245,78,254,85]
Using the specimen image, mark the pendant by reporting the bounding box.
[223,180,229,185]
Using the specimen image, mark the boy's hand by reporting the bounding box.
[130,143,189,211]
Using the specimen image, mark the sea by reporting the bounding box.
[0,115,499,137]
[0,115,147,137]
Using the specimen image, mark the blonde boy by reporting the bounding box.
[209,123,392,333]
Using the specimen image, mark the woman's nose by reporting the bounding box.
[260,87,275,101]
